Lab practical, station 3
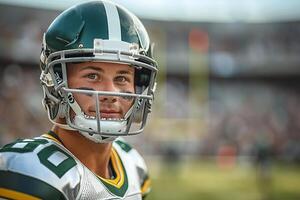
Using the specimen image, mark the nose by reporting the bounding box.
[98,80,118,103]
[100,95,117,103]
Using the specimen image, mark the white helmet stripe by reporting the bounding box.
[103,2,122,40]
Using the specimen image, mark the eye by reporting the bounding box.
[85,73,99,80]
[115,76,129,83]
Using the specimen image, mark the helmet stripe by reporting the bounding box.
[103,2,121,41]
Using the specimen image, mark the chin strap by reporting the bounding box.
[67,93,83,116]
[50,119,76,131]
[46,108,76,131]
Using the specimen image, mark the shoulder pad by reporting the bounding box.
[113,137,151,197]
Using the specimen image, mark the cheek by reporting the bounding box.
[73,93,93,111]
[118,97,135,114]
[68,77,85,89]
[124,84,135,109]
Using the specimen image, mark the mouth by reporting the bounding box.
[83,111,124,121]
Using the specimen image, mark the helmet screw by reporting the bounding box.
[78,44,84,48]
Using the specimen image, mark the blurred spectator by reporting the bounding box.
[0,64,50,145]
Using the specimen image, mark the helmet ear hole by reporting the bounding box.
[52,64,63,84]
[135,67,151,89]
[44,98,60,120]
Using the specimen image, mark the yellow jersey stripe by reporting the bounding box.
[41,134,62,145]
[141,179,151,195]
[0,188,41,200]
[102,149,121,185]
[98,148,125,188]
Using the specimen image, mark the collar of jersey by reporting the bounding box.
[41,131,126,189]
[97,148,125,188]
[42,131,64,145]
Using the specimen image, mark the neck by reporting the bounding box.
[52,125,112,179]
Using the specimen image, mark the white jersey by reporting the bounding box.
[0,132,151,200]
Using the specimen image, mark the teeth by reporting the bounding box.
[83,113,124,121]
[83,113,96,119]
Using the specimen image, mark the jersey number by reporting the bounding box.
[0,139,76,178]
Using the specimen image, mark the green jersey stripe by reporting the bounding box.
[0,170,66,200]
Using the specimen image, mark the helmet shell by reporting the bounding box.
[45,1,150,53]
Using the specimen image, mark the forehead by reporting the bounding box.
[67,62,134,73]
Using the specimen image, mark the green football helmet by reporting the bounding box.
[39,0,158,143]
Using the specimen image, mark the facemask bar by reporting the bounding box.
[44,39,157,91]
[45,49,157,74]
[95,92,101,133]
[125,98,140,133]
[46,49,157,97]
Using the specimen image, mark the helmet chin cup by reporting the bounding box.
[74,115,127,134]
[73,115,126,143]
[79,131,118,144]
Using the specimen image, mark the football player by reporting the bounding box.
[0,1,158,199]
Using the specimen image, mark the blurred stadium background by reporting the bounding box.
[0,0,300,199]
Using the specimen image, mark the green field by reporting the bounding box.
[147,158,300,200]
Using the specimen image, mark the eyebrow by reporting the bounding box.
[117,70,134,75]
[79,66,104,72]
[78,66,133,75]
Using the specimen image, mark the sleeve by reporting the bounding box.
[0,169,67,200]
[0,138,80,200]
[130,147,151,198]
[140,172,151,199]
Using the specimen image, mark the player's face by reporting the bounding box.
[67,62,135,119]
